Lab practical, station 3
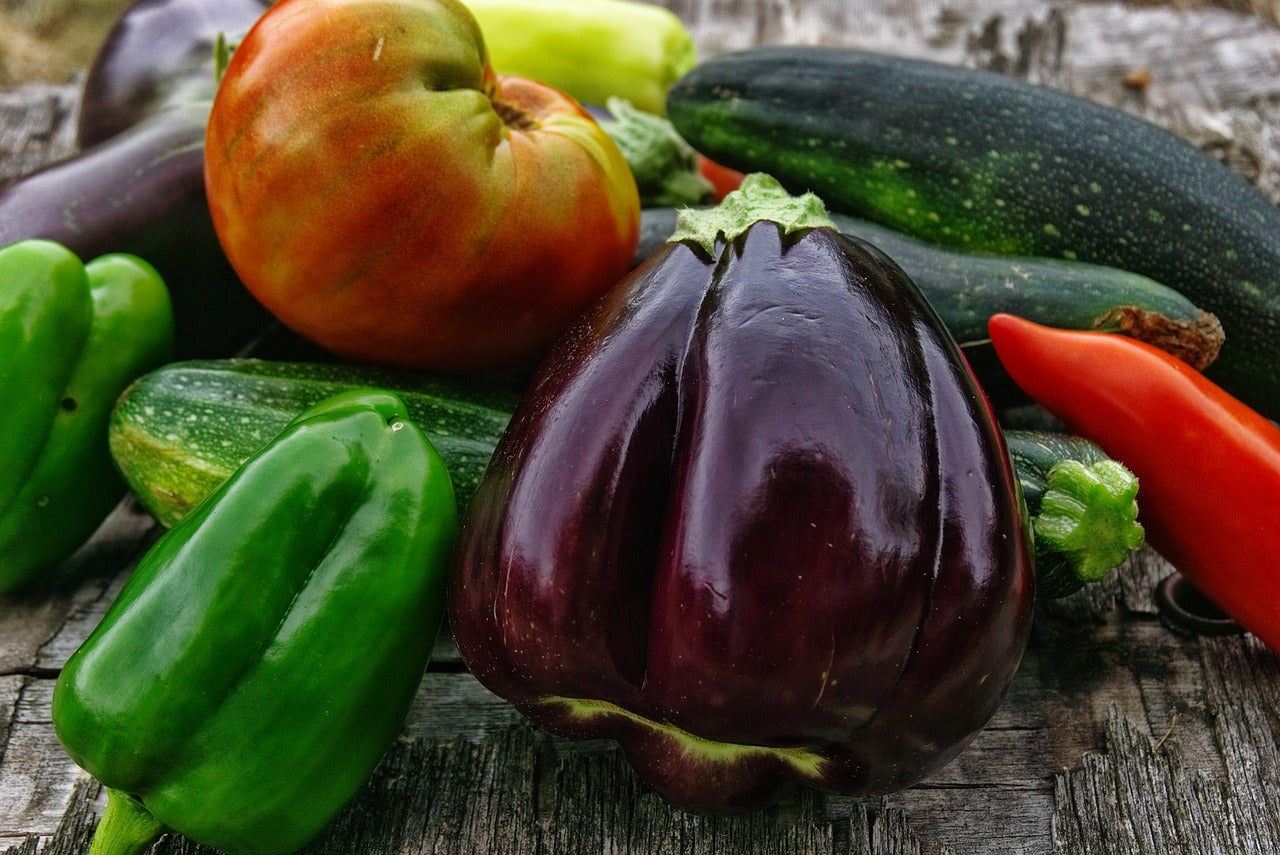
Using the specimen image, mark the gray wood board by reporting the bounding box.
[3,1,1280,852]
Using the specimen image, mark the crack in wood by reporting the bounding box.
[0,667,60,680]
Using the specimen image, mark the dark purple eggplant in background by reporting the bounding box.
[450,177,1035,812]
[0,0,274,358]
[76,0,270,146]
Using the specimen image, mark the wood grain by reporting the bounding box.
[2,1,1279,853]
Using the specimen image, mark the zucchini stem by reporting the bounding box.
[599,97,713,207]
[1032,458,1145,598]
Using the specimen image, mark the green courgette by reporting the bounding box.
[667,47,1280,417]
[636,207,1223,369]
[108,359,521,527]
[111,360,1143,598]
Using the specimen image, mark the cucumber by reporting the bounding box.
[667,47,1280,417]
[637,207,1223,369]
[108,359,522,527]
[1004,430,1144,599]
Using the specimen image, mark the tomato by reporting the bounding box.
[204,0,641,373]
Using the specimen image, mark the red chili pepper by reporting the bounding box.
[987,312,1280,652]
[696,154,745,201]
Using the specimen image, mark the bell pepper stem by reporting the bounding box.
[87,788,165,855]
[1032,458,1145,598]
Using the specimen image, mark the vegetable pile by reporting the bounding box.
[2,0,1278,849]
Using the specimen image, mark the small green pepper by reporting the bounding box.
[0,239,173,592]
[52,389,458,854]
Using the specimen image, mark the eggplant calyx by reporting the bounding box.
[536,695,827,778]
[669,172,835,254]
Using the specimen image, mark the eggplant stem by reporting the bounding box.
[670,173,835,254]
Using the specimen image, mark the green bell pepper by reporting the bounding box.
[52,389,459,855]
[0,239,173,592]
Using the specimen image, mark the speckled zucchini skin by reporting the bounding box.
[667,46,1280,417]
[108,359,520,526]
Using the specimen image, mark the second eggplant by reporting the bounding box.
[0,0,273,358]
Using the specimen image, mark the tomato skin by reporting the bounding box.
[205,0,640,373]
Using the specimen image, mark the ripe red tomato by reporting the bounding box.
[205,0,640,373]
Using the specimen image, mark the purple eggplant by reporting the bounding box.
[77,0,270,146]
[0,0,272,358]
[449,176,1035,812]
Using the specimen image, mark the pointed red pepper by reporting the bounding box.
[987,312,1280,651]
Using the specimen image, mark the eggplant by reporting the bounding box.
[0,0,273,358]
[449,175,1035,812]
[77,0,270,146]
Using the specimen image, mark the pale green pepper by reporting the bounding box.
[463,0,696,113]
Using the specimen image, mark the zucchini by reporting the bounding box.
[1005,430,1144,599]
[108,359,521,527]
[667,47,1280,417]
[636,207,1223,369]
[111,361,1143,599]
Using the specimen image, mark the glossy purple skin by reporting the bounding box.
[0,0,273,357]
[450,222,1035,812]
[77,0,269,146]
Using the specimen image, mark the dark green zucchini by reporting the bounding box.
[108,359,521,527]
[636,207,1223,370]
[667,47,1280,417]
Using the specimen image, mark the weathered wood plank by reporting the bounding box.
[0,81,76,184]
[1052,702,1280,854]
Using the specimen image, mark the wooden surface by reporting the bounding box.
[3,1,1280,853]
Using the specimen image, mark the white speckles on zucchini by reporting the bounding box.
[109,359,520,527]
